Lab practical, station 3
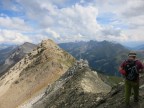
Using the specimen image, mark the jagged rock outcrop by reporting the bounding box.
[33,59,112,108]
[0,42,37,75]
[0,39,75,108]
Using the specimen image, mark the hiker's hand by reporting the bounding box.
[119,66,125,74]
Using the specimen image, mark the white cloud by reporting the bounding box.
[44,28,60,39]
[90,0,144,42]
[15,0,102,41]
[120,0,144,17]
[29,34,49,44]
[101,26,121,37]
[0,0,144,44]
[0,29,31,44]
[0,15,32,31]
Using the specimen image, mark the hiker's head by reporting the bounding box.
[128,51,136,59]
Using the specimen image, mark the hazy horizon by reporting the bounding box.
[0,39,143,48]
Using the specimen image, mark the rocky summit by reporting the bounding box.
[0,39,75,108]
[32,59,111,108]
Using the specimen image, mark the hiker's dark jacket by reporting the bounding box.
[120,59,143,82]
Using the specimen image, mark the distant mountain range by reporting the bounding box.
[0,43,15,50]
[59,40,144,76]
[124,44,144,50]
[0,40,143,77]
[0,45,17,65]
[133,44,144,50]
[0,42,37,76]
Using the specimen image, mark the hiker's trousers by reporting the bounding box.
[125,80,139,105]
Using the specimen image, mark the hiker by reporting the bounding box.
[119,51,144,107]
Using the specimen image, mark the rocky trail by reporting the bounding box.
[96,74,144,108]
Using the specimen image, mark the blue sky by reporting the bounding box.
[0,0,144,47]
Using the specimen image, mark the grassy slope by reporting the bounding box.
[98,73,123,87]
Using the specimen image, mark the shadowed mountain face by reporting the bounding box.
[0,42,37,75]
[0,39,75,108]
[59,40,130,76]
[0,45,16,65]
[33,60,112,108]
[0,43,14,50]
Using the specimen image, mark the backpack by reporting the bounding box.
[124,60,139,81]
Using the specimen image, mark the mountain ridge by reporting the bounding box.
[32,59,111,108]
[0,39,75,108]
[0,42,37,76]
[19,60,144,108]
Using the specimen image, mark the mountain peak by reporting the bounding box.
[22,42,35,46]
[41,39,58,49]
[59,40,129,76]
[18,42,37,53]
[0,42,37,75]
[0,39,75,108]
